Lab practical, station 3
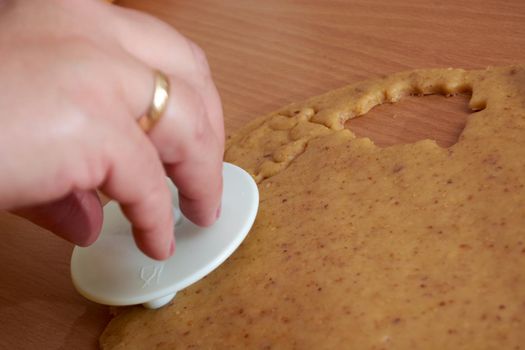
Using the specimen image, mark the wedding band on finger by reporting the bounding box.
[138,70,170,132]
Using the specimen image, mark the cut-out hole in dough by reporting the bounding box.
[346,94,478,148]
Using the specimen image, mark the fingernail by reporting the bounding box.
[216,204,222,220]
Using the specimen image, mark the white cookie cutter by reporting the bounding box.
[70,162,258,309]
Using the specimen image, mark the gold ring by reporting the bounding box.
[138,70,170,132]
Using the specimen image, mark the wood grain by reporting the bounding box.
[0,1,524,348]
[348,94,473,148]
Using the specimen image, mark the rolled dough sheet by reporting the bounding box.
[101,66,525,349]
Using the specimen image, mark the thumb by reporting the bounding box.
[12,190,103,246]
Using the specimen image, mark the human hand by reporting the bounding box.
[0,0,224,260]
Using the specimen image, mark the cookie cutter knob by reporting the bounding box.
[143,292,177,309]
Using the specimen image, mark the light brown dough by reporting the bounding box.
[101,66,525,349]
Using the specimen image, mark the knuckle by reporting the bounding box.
[192,108,208,143]
[142,192,170,227]
[183,89,209,146]
[75,153,109,190]
[188,40,211,76]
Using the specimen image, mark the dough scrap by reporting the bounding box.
[101,66,525,349]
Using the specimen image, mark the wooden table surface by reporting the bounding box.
[1,1,524,348]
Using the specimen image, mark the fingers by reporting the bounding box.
[107,59,223,229]
[111,8,225,226]
[112,6,224,149]
[165,160,223,227]
[154,76,223,226]
[11,190,103,246]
